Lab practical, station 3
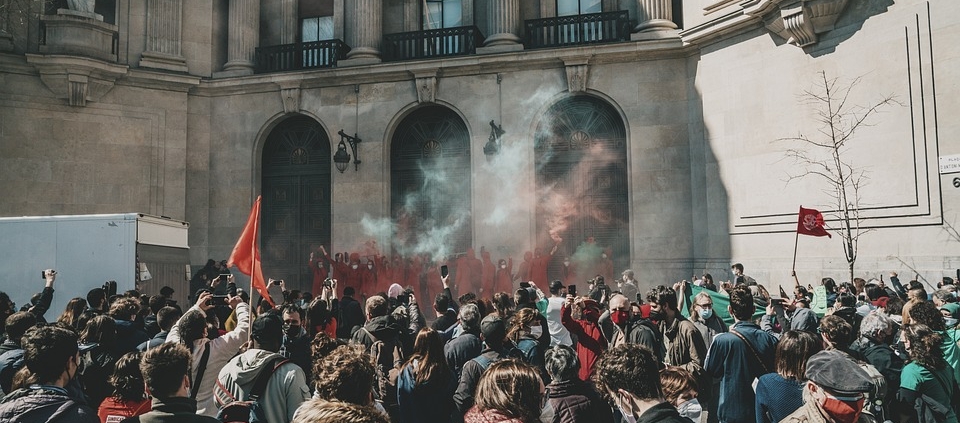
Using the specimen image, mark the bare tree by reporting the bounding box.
[781,71,900,283]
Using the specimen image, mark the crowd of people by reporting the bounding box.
[0,259,957,423]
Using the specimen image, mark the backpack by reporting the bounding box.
[216,355,286,423]
[359,327,403,413]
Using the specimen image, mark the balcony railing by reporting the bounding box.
[524,11,632,49]
[383,25,484,62]
[255,39,350,73]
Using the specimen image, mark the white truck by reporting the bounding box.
[0,213,190,317]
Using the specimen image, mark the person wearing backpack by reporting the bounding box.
[214,312,310,423]
[350,295,403,420]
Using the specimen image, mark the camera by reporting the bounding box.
[207,295,229,307]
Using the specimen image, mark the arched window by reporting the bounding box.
[534,95,629,281]
[261,116,332,291]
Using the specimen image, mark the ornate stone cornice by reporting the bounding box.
[26,54,128,107]
[277,80,302,113]
[411,69,439,104]
[562,57,590,93]
[741,0,849,48]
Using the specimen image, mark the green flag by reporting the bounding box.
[680,283,766,326]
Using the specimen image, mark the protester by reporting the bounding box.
[0,325,98,423]
[853,310,906,421]
[337,286,366,339]
[659,367,701,423]
[464,359,546,423]
[781,349,878,423]
[215,311,310,423]
[544,344,613,423]
[704,285,778,423]
[98,352,150,423]
[593,343,688,423]
[120,343,219,423]
[648,285,706,379]
[0,312,37,392]
[397,328,454,423]
[138,306,180,351]
[905,300,960,384]
[755,330,822,423]
[444,303,483,380]
[279,304,312,378]
[560,296,606,381]
[618,270,640,303]
[602,293,661,360]
[455,314,508,418]
[78,314,119,409]
[57,297,87,330]
[311,344,380,411]
[506,307,546,374]
[292,399,389,423]
[165,291,249,417]
[898,323,959,423]
[545,281,573,347]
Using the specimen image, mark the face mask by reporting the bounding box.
[284,324,301,338]
[677,398,703,422]
[616,393,637,423]
[563,261,570,266]
[351,264,358,270]
[820,392,864,423]
[539,400,555,423]
[529,326,543,338]
[602,254,607,259]
[699,308,713,320]
[946,317,958,327]
[611,310,630,326]
[648,310,664,322]
[367,264,373,270]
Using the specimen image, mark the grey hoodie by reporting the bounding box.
[214,349,310,423]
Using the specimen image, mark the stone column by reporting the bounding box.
[343,0,381,63]
[139,0,189,72]
[0,0,13,52]
[635,0,677,32]
[483,0,521,47]
[221,0,260,75]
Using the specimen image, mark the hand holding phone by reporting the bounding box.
[207,295,230,307]
[567,284,577,296]
[440,265,449,279]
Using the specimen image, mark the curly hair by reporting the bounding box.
[109,297,142,321]
[659,367,698,405]
[474,359,544,423]
[22,325,78,385]
[645,286,679,311]
[313,345,376,405]
[903,323,946,370]
[506,307,538,344]
[176,310,207,349]
[110,352,145,401]
[593,343,662,401]
[906,300,946,331]
[728,286,755,321]
[311,332,346,366]
[819,315,853,349]
[291,399,389,423]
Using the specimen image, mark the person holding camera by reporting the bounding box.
[165,291,249,417]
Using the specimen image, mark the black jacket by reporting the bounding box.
[0,385,98,423]
[78,345,117,408]
[113,319,149,357]
[547,378,614,423]
[635,401,688,423]
[351,315,402,350]
[444,332,482,380]
[119,396,219,423]
[137,331,169,352]
[337,296,365,339]
[143,315,160,338]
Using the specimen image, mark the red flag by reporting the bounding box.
[227,196,274,307]
[797,206,832,238]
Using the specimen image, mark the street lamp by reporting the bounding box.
[483,120,505,160]
[334,130,362,173]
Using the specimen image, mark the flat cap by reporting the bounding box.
[805,350,874,395]
[480,314,506,343]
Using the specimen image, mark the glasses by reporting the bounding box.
[697,303,713,308]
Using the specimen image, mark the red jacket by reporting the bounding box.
[456,249,483,295]
[516,252,533,282]
[480,251,496,294]
[493,258,514,295]
[309,256,328,296]
[531,254,552,287]
[98,397,151,423]
[561,302,607,381]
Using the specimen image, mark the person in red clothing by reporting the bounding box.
[404,255,422,297]
[343,253,363,294]
[455,248,483,296]
[560,256,578,286]
[321,246,350,284]
[360,258,377,295]
[560,296,607,381]
[308,247,329,297]
[374,254,392,295]
[307,282,338,339]
[480,247,496,295]
[530,245,558,287]
[516,251,533,283]
[98,351,151,423]
[493,258,514,295]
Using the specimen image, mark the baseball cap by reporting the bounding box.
[251,312,283,345]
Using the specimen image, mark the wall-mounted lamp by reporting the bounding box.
[334,130,362,173]
[483,120,505,159]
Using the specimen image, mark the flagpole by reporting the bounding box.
[248,196,260,343]
[792,206,802,273]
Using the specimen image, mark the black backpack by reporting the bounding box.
[216,356,287,423]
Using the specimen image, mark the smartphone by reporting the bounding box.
[272,279,282,286]
[207,295,229,306]
[219,273,231,280]
[567,285,577,296]
[440,265,449,279]
[520,281,531,289]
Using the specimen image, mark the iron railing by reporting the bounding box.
[383,25,484,62]
[255,39,350,73]
[524,11,632,49]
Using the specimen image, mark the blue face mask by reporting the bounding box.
[699,308,713,320]
[946,317,958,328]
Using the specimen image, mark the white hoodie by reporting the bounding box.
[215,349,310,423]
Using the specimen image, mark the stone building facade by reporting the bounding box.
[0,0,957,295]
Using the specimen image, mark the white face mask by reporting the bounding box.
[563,261,570,266]
[529,326,543,338]
[367,264,373,270]
[616,394,637,423]
[677,398,702,421]
[500,264,507,269]
[351,264,359,270]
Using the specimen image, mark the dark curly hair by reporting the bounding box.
[728,286,755,321]
[903,323,946,370]
[23,325,78,384]
[110,352,146,401]
[109,297,142,321]
[310,332,345,365]
[645,285,679,312]
[593,343,662,401]
[906,300,946,331]
[176,310,207,350]
[313,345,375,405]
[819,315,853,350]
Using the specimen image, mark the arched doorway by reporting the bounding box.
[390,106,472,258]
[534,95,629,283]
[260,115,332,292]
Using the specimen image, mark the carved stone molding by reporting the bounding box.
[278,81,301,114]
[26,54,128,107]
[563,57,590,93]
[411,69,439,104]
[741,0,849,48]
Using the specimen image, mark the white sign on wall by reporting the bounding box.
[940,155,960,175]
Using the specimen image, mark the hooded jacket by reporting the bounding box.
[113,319,149,357]
[546,377,613,423]
[560,302,607,381]
[214,349,310,423]
[351,315,402,351]
[0,385,98,423]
